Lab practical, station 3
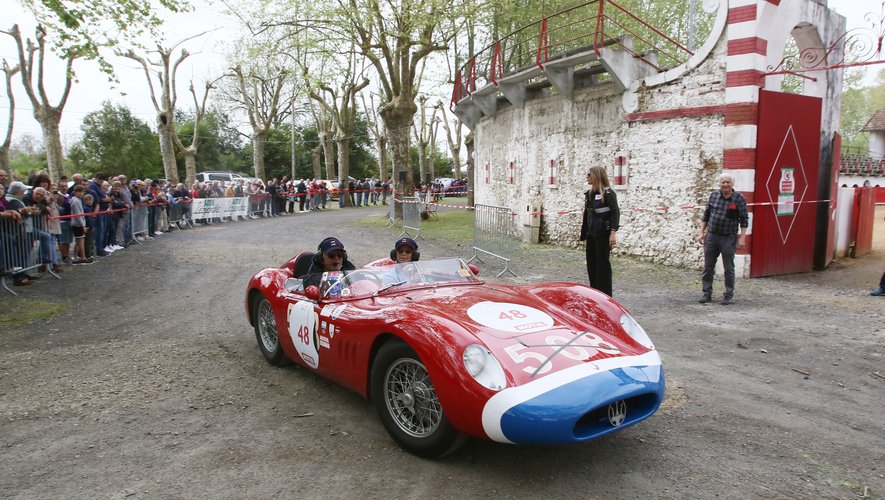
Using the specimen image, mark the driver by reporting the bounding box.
[303,237,356,289]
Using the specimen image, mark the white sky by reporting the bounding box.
[0,0,880,150]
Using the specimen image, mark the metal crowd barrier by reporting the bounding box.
[468,203,518,277]
[249,194,271,218]
[168,200,193,229]
[1,213,61,295]
[386,197,398,228]
[399,196,421,239]
[131,204,150,241]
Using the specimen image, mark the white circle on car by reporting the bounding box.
[288,301,319,369]
[466,301,554,333]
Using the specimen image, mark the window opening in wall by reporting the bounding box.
[485,163,490,184]
[780,36,805,94]
[548,159,559,185]
[508,161,515,184]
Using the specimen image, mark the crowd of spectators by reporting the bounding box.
[1,168,467,289]
[0,169,399,288]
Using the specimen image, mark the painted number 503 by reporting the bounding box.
[503,334,620,375]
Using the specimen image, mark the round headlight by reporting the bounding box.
[462,344,506,391]
[620,313,654,349]
[462,344,486,376]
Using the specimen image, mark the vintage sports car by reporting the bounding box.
[245,254,664,457]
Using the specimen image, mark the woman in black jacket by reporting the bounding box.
[579,166,620,297]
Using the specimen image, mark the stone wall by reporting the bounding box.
[474,32,729,270]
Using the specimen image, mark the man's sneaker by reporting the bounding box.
[721,297,733,305]
[85,257,95,263]
[51,265,63,273]
[104,246,115,253]
[698,295,712,304]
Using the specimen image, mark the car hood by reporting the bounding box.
[385,283,652,385]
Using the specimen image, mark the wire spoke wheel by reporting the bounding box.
[372,340,466,457]
[253,295,284,365]
[384,358,442,437]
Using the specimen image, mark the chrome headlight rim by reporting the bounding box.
[619,313,654,350]
[462,344,506,391]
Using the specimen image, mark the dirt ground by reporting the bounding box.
[1,205,882,499]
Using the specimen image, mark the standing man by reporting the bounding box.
[699,173,749,305]
[86,173,111,257]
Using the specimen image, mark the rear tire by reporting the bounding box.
[253,295,285,365]
[371,340,466,458]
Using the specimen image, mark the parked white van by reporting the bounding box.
[195,171,254,186]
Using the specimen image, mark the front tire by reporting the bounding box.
[371,340,466,458]
[253,295,285,365]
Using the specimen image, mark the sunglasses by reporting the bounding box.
[326,251,346,259]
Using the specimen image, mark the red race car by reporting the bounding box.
[246,253,664,457]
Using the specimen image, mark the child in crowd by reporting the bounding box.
[82,193,96,260]
[69,185,90,264]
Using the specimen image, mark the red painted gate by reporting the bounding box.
[750,90,822,277]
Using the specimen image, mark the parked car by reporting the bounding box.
[245,254,665,457]
[195,171,258,187]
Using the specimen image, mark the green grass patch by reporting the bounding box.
[360,197,475,247]
[0,298,68,329]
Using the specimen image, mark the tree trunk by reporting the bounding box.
[252,132,267,181]
[312,146,322,179]
[0,149,8,171]
[157,114,179,184]
[336,136,352,207]
[466,131,475,207]
[36,110,65,182]
[417,140,427,186]
[449,146,461,179]
[320,132,335,180]
[182,149,197,185]
[376,136,388,180]
[380,98,417,218]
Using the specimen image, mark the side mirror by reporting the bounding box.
[304,285,321,301]
[468,264,480,276]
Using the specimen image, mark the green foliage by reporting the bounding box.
[19,0,192,73]
[347,117,376,179]
[841,69,885,153]
[9,152,47,179]
[469,0,713,75]
[68,101,162,178]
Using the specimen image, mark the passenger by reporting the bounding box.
[302,237,356,289]
[382,238,421,286]
[390,237,420,263]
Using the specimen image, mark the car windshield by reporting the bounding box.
[319,258,479,299]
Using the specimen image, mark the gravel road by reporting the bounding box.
[1,205,882,499]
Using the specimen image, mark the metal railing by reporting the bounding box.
[451,0,695,109]
[468,204,518,277]
[386,196,398,228]
[1,213,61,295]
[399,196,421,240]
